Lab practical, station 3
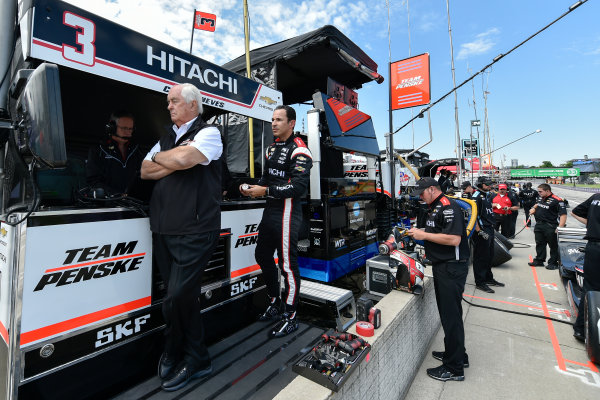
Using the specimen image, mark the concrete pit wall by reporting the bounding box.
[275,277,440,400]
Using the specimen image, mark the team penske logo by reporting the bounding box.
[34,241,145,291]
[235,224,259,248]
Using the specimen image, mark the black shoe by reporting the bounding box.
[158,352,177,380]
[545,264,558,270]
[161,362,213,392]
[270,313,299,338]
[486,279,505,287]
[475,284,495,293]
[426,365,464,381]
[573,329,585,342]
[258,304,281,321]
[432,351,469,368]
[528,261,544,267]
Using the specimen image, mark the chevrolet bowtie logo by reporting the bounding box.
[259,96,277,105]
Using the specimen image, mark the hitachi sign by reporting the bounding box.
[147,46,238,94]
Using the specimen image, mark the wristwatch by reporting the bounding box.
[151,152,158,162]
[265,187,269,196]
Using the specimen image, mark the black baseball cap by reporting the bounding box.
[412,177,439,196]
[461,181,472,190]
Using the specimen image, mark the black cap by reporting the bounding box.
[476,176,493,187]
[461,181,472,190]
[412,177,439,196]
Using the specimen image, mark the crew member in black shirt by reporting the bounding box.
[460,181,473,199]
[527,183,567,270]
[570,193,600,341]
[472,176,504,293]
[507,184,520,238]
[519,182,539,227]
[408,177,470,382]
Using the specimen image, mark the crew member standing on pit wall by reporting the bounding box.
[472,176,505,294]
[240,105,312,338]
[570,192,600,341]
[492,183,518,237]
[86,110,146,196]
[519,182,539,227]
[141,83,223,392]
[527,183,567,270]
[408,177,470,382]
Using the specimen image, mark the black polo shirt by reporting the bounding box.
[572,193,600,241]
[423,194,470,263]
[534,193,566,226]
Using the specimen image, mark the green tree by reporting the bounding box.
[540,161,554,168]
[560,160,574,168]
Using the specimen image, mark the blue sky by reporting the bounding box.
[64,0,600,167]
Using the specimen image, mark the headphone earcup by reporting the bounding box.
[105,120,116,136]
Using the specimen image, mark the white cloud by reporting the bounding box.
[64,0,377,65]
[457,28,499,60]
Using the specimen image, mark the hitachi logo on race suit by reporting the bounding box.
[269,168,285,177]
[34,241,144,291]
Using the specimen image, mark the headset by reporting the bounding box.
[105,110,135,139]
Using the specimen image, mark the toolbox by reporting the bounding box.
[292,329,371,392]
[298,279,356,331]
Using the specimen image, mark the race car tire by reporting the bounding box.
[585,291,600,365]
[495,231,514,250]
[492,237,512,267]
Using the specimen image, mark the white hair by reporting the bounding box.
[178,83,204,115]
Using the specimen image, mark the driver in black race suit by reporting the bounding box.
[240,105,312,338]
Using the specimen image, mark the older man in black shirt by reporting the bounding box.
[408,177,470,382]
[570,193,600,341]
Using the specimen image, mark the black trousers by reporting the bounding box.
[255,198,302,313]
[432,260,468,374]
[494,214,511,237]
[523,203,535,226]
[533,222,559,265]
[574,241,600,331]
[508,210,518,238]
[153,230,219,368]
[472,228,495,285]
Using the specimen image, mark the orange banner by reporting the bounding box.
[390,53,430,110]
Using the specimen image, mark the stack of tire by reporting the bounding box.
[492,232,512,267]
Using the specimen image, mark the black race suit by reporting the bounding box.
[519,188,539,226]
[255,135,312,313]
[423,194,470,375]
[472,189,496,285]
[572,193,600,332]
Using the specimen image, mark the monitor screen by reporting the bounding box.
[16,63,67,168]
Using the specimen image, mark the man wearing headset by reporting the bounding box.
[86,110,145,195]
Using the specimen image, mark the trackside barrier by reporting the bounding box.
[274,277,439,400]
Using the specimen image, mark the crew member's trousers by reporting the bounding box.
[523,203,535,226]
[432,260,468,374]
[508,210,518,238]
[574,241,600,331]
[494,213,511,237]
[472,227,495,285]
[153,230,219,369]
[533,221,560,265]
[255,198,302,313]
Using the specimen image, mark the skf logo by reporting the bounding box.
[34,241,145,291]
[260,96,277,105]
[95,314,150,348]
[231,277,258,296]
[334,238,346,248]
[235,224,259,248]
[194,11,217,32]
